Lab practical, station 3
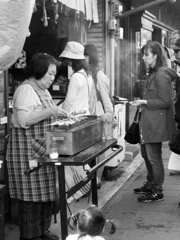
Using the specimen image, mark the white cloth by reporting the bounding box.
[12,83,53,129]
[85,0,92,21]
[92,0,99,23]
[168,152,180,171]
[0,0,35,71]
[66,234,105,240]
[57,0,99,22]
[62,69,93,114]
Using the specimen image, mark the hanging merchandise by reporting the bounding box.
[15,50,27,69]
[74,11,80,30]
[41,0,48,27]
[53,1,59,24]
[56,0,99,23]
[64,5,70,19]
[57,4,68,38]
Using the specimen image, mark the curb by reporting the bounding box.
[98,152,144,210]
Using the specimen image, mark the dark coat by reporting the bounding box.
[140,67,177,143]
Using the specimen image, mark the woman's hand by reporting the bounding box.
[50,106,68,118]
[129,100,147,107]
[112,117,118,128]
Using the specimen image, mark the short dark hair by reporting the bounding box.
[26,53,60,80]
[141,41,167,69]
[67,205,116,238]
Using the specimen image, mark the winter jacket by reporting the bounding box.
[140,67,177,143]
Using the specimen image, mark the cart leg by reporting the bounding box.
[57,166,68,240]
[91,158,98,206]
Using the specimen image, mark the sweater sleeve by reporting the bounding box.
[13,84,42,128]
[97,71,113,113]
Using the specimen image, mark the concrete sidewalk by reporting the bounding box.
[102,143,180,240]
[5,143,180,240]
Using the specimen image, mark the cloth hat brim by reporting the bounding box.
[59,49,85,59]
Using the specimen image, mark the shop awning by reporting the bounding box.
[56,0,99,23]
[0,0,35,71]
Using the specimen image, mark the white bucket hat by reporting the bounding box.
[59,41,85,59]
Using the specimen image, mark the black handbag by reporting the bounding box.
[169,129,180,155]
[124,108,140,144]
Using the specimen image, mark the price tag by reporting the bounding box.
[53,85,60,91]
[0,117,7,124]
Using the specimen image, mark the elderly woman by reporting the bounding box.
[6,53,68,240]
[131,41,177,202]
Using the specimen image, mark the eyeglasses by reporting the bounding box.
[174,49,180,54]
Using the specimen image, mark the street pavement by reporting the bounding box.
[102,142,180,240]
[4,143,180,240]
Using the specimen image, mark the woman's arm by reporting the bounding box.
[14,85,67,128]
[97,71,113,113]
[26,106,67,126]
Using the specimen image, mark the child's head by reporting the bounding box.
[67,205,116,237]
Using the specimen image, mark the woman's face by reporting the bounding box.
[37,64,56,90]
[142,48,157,68]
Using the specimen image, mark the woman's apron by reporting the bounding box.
[6,81,56,202]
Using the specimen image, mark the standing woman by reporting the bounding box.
[84,44,116,188]
[131,41,177,202]
[60,41,96,115]
[6,53,68,240]
[59,41,96,199]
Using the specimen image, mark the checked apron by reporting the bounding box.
[6,81,56,202]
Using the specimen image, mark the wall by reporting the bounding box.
[132,0,180,31]
[87,0,105,69]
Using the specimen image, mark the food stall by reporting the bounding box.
[25,114,122,240]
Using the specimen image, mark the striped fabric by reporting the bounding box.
[65,165,91,201]
[6,81,56,202]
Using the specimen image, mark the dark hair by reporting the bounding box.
[25,53,60,80]
[66,58,89,76]
[141,41,167,70]
[67,205,116,238]
[84,44,99,83]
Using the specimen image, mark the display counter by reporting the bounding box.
[26,139,122,240]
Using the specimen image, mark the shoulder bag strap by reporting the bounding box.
[134,108,140,122]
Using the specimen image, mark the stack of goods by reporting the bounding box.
[49,75,69,96]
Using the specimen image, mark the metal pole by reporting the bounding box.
[121,0,166,18]
[110,31,115,97]
[109,0,115,97]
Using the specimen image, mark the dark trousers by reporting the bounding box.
[18,200,53,239]
[141,142,164,194]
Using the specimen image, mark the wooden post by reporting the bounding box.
[0,185,6,240]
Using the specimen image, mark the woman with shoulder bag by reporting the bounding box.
[130,41,177,202]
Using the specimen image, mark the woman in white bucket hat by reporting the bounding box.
[60,41,96,115]
[59,41,97,199]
